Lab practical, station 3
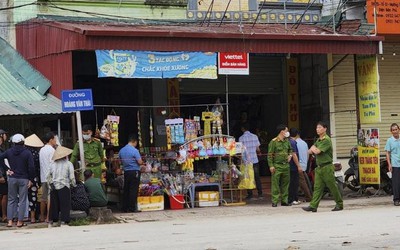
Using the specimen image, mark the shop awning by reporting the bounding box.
[18,17,383,55]
[0,37,65,116]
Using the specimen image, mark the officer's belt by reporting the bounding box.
[317,162,332,168]
[274,162,288,165]
[86,162,101,167]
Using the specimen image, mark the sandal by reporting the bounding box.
[17,223,27,228]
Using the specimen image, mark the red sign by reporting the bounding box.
[218,52,249,75]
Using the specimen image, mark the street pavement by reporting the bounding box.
[1,189,399,250]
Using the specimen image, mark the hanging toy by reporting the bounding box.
[137,110,142,149]
[202,111,214,136]
[150,115,154,145]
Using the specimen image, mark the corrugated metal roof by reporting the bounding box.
[0,94,64,116]
[16,18,383,58]
[0,37,65,116]
[0,36,51,95]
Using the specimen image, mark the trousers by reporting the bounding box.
[271,164,290,204]
[309,165,343,209]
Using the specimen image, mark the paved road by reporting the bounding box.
[1,193,399,250]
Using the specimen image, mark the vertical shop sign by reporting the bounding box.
[287,58,299,129]
[356,55,381,124]
[167,79,180,118]
[218,52,249,75]
[357,128,380,185]
[367,0,400,35]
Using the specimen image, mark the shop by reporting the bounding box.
[15,17,382,210]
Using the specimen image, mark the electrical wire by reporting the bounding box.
[251,0,266,29]
[218,0,232,27]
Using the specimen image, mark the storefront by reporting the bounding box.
[14,17,383,209]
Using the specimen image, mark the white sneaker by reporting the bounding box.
[292,201,301,205]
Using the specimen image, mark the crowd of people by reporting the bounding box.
[0,126,110,228]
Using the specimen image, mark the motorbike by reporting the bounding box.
[306,155,345,197]
[345,146,392,194]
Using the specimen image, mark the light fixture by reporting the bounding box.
[393,51,396,56]
[381,55,385,61]
[286,53,291,59]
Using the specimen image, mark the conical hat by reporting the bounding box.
[25,134,44,147]
[52,146,73,161]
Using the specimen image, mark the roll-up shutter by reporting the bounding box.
[332,55,358,158]
[179,54,283,95]
[332,43,400,158]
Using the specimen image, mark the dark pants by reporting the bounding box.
[50,186,71,223]
[289,170,299,203]
[392,167,400,202]
[123,170,141,212]
[248,163,263,197]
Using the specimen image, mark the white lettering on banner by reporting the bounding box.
[68,92,86,98]
[224,54,243,60]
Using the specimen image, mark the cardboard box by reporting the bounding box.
[137,196,164,211]
[197,191,219,207]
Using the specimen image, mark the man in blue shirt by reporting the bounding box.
[119,134,143,213]
[239,123,262,200]
[385,123,400,206]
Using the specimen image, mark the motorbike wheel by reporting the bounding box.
[345,174,360,192]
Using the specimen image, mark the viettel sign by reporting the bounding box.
[218,52,249,75]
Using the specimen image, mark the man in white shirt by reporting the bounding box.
[39,132,57,222]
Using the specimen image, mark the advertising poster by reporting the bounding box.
[357,128,380,185]
[356,55,381,124]
[95,50,217,79]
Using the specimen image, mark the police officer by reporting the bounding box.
[303,121,343,212]
[268,124,293,207]
[70,124,105,179]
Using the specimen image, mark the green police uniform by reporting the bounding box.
[268,136,292,205]
[70,138,104,179]
[309,135,343,209]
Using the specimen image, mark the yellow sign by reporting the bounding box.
[358,128,380,185]
[356,55,381,124]
[287,58,299,129]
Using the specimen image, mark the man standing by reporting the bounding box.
[39,132,57,222]
[290,128,312,202]
[119,134,143,213]
[288,133,303,205]
[70,124,105,179]
[239,123,262,200]
[268,124,292,207]
[385,123,400,206]
[303,121,343,212]
[0,134,34,227]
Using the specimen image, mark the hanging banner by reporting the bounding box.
[95,50,217,79]
[357,128,380,185]
[287,58,299,129]
[218,52,249,75]
[356,55,381,124]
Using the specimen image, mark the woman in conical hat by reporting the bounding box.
[47,146,76,227]
[24,134,44,224]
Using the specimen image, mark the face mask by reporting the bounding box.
[83,134,91,141]
[284,131,290,138]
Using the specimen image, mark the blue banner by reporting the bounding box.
[95,50,217,79]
